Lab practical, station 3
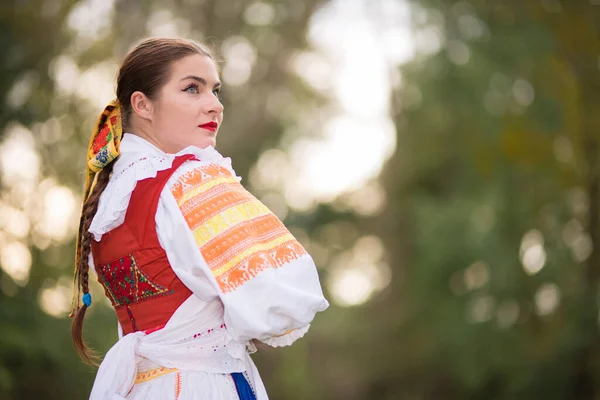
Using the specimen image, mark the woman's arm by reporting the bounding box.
[155,159,329,346]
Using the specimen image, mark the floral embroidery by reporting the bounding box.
[97,254,173,307]
[95,147,109,164]
[171,164,307,293]
[92,124,111,153]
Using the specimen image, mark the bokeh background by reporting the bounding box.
[1,0,600,399]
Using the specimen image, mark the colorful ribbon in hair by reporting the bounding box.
[84,99,124,201]
[70,99,123,316]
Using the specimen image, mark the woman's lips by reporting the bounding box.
[199,121,218,132]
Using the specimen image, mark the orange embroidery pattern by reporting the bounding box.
[172,163,307,293]
[175,372,182,399]
[134,367,178,384]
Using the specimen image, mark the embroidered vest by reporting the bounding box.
[91,155,194,335]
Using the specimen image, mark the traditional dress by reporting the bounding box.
[87,134,329,399]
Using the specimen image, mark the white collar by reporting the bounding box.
[113,133,229,175]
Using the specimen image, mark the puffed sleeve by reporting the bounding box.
[155,159,329,346]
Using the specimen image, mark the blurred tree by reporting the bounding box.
[277,1,600,399]
[0,2,95,399]
[348,1,600,399]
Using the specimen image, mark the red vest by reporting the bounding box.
[91,155,194,335]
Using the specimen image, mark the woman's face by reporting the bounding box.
[149,54,224,153]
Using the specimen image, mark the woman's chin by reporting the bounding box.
[186,137,216,150]
[200,138,216,149]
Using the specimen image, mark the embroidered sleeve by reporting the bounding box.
[164,160,329,346]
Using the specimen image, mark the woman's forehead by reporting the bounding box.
[169,54,219,83]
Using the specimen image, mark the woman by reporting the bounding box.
[70,37,329,400]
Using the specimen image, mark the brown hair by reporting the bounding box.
[72,37,215,364]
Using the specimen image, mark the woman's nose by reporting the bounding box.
[206,97,224,114]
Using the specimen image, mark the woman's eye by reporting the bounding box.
[184,84,199,94]
[213,88,221,98]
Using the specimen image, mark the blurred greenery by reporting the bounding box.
[1,0,600,399]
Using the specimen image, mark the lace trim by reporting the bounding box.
[89,146,240,241]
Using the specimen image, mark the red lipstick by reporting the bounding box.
[199,121,218,132]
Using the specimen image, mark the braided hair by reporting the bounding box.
[71,160,115,365]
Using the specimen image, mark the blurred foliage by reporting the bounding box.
[2,0,600,399]
[358,1,600,399]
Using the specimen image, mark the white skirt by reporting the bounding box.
[127,367,256,399]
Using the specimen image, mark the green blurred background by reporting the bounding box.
[1,0,600,398]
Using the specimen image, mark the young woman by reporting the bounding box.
[70,37,329,400]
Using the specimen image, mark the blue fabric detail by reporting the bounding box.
[82,293,92,307]
[232,372,256,400]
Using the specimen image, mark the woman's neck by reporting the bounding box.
[125,124,168,153]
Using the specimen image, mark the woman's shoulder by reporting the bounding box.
[89,153,180,240]
[167,147,242,200]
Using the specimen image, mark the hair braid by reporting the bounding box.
[71,159,116,365]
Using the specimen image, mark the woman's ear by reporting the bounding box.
[130,91,153,121]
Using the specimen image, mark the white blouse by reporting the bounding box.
[87,134,329,399]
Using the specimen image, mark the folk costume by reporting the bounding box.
[73,100,329,399]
